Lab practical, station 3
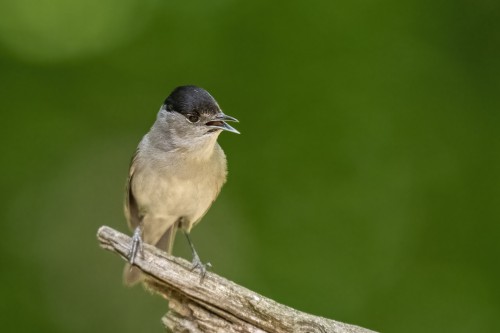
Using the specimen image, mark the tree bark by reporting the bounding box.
[97,226,377,333]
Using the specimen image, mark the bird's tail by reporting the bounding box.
[123,224,178,286]
[123,264,143,286]
[156,223,178,255]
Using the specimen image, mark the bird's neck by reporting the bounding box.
[146,129,220,161]
[180,134,220,161]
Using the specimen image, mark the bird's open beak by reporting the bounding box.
[206,113,240,134]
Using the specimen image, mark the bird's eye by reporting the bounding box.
[188,114,199,123]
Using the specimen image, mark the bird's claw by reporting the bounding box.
[190,253,211,283]
[129,226,144,265]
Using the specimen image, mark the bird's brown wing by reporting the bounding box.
[123,149,145,286]
[124,149,178,253]
[124,149,140,230]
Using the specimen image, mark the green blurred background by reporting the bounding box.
[1,0,499,332]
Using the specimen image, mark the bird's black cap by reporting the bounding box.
[164,85,220,117]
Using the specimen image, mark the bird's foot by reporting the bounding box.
[129,226,144,265]
[190,252,212,283]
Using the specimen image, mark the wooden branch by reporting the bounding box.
[97,226,377,333]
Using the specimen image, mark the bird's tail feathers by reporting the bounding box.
[123,224,178,287]
[123,264,144,286]
[156,224,178,254]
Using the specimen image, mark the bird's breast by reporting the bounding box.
[132,151,227,225]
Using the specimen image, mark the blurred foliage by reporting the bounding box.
[0,0,499,332]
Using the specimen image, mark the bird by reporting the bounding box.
[123,85,239,285]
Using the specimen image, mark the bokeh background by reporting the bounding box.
[1,0,499,332]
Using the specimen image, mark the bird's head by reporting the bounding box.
[155,86,239,145]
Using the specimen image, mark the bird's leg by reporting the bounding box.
[184,231,211,282]
[129,225,144,265]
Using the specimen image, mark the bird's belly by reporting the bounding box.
[133,169,218,225]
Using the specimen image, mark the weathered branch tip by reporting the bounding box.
[97,225,377,333]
